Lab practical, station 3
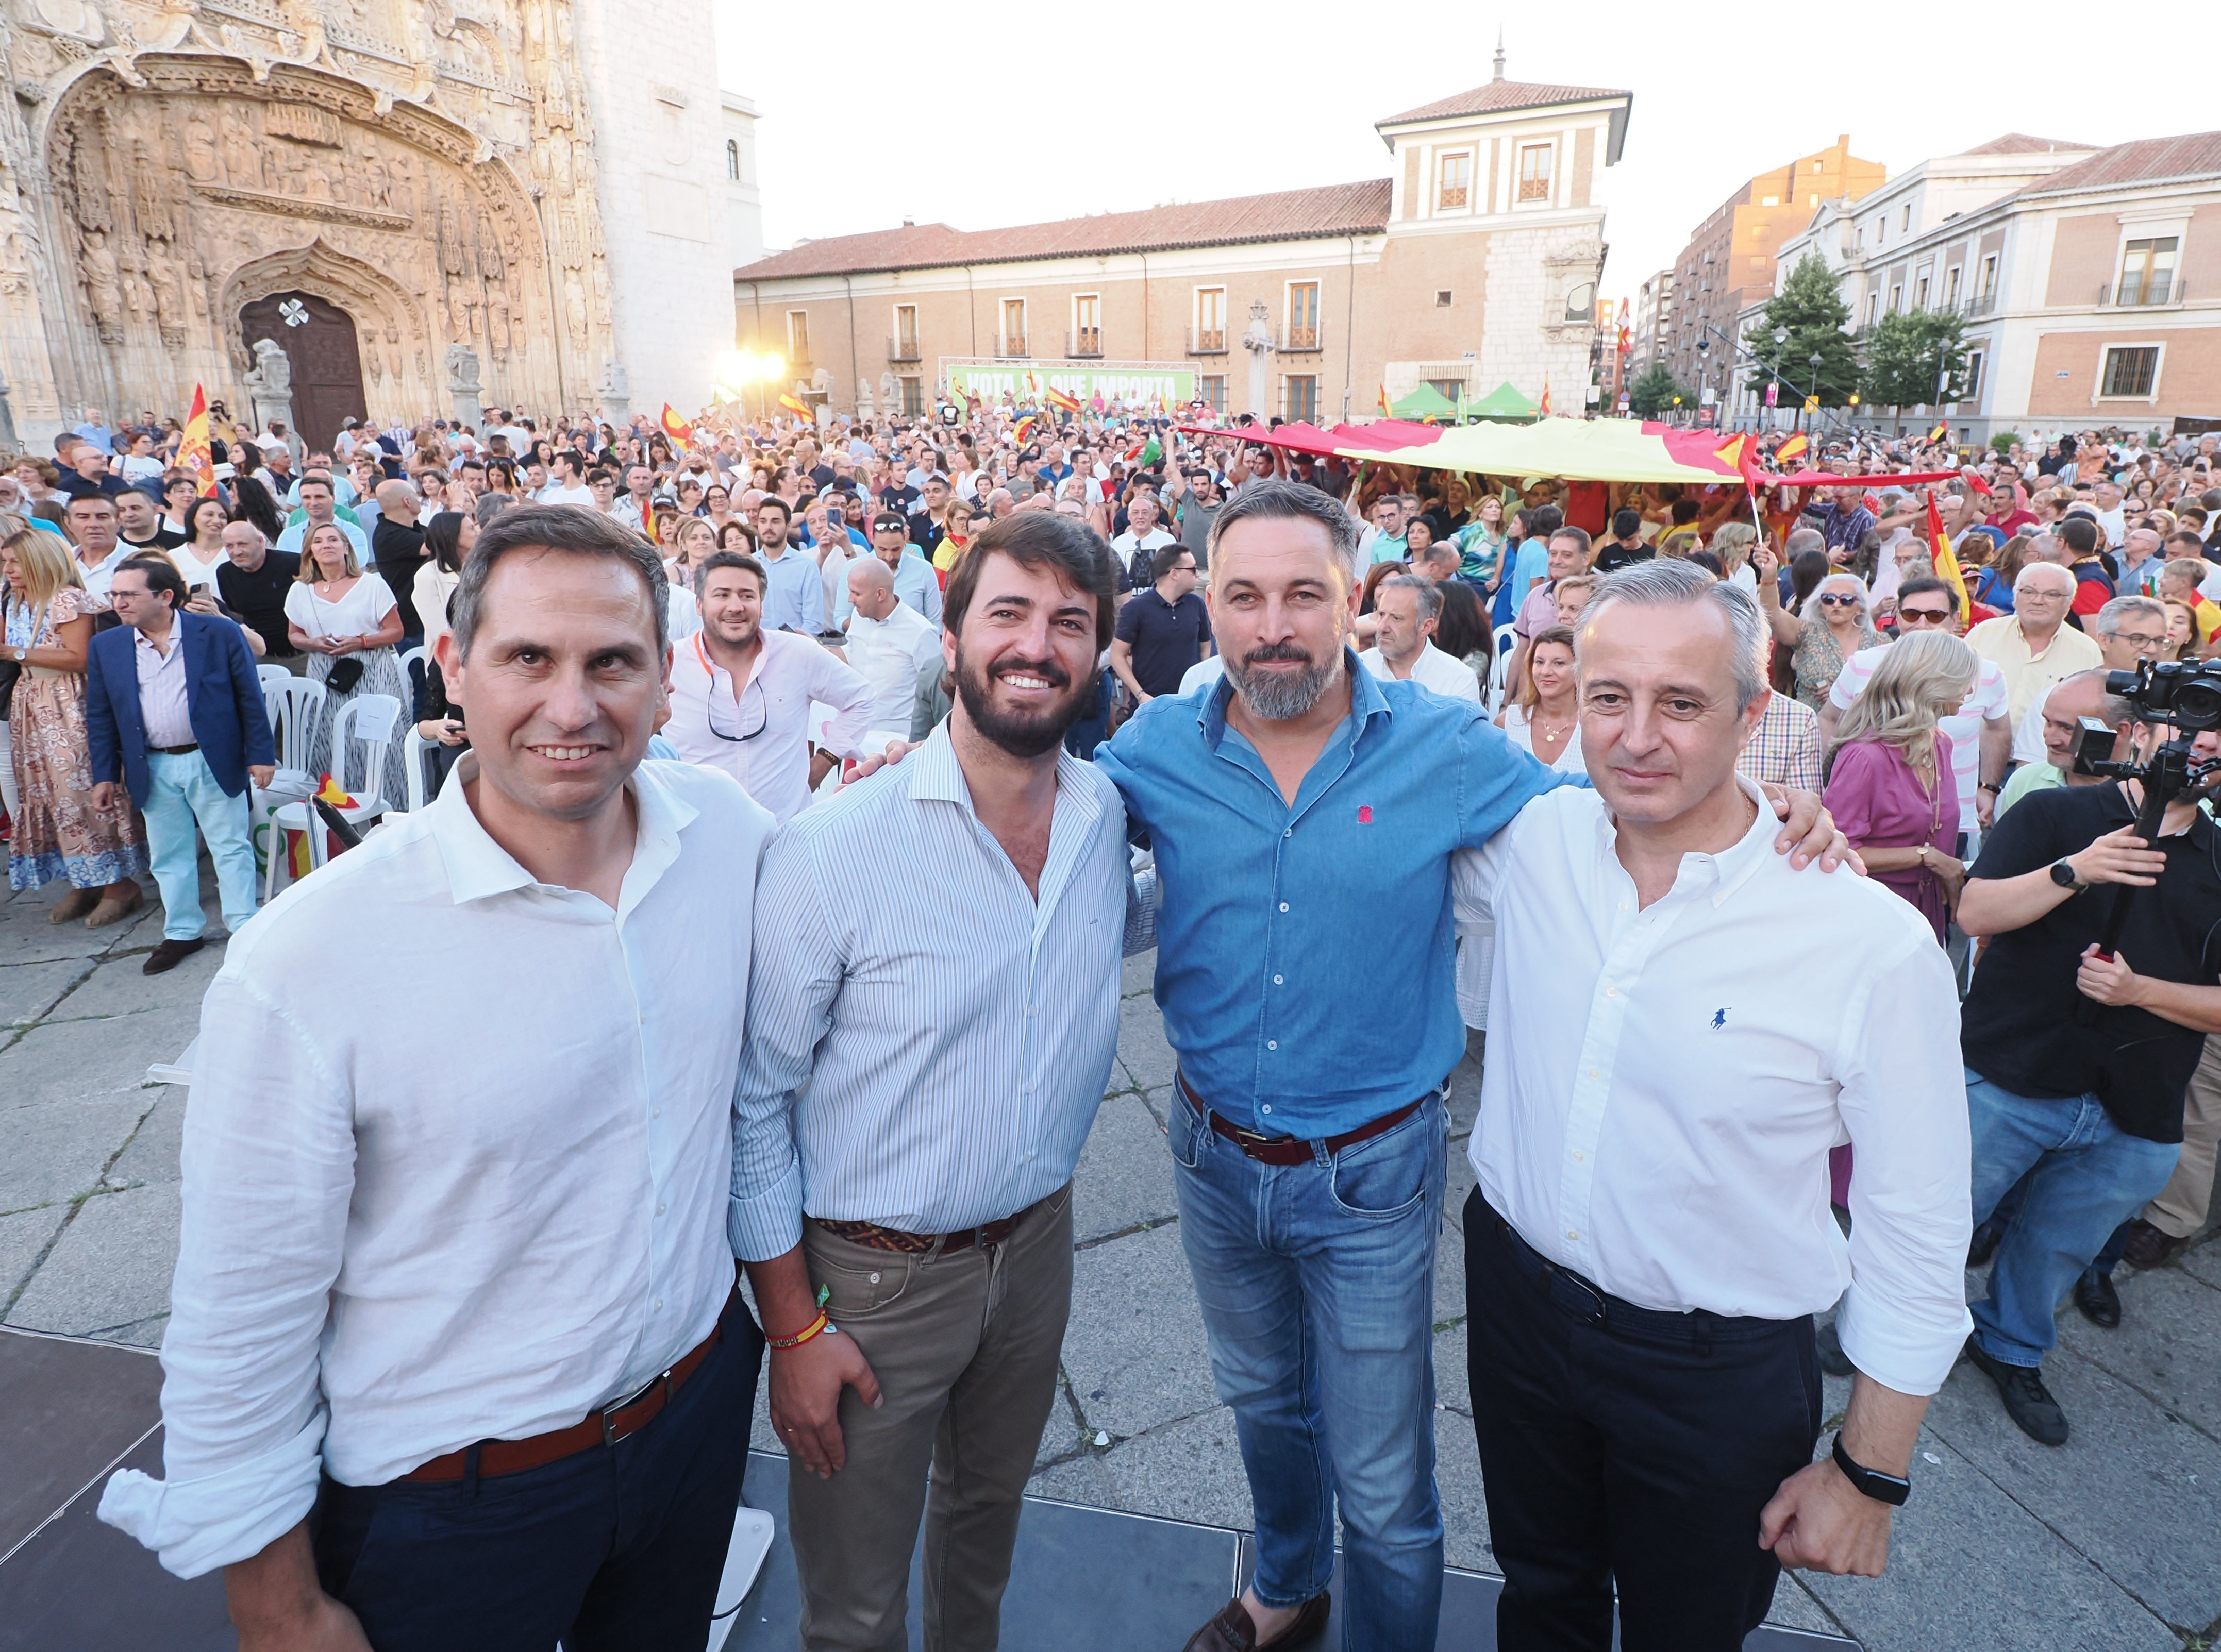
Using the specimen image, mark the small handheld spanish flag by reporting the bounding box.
[1773,433,1809,466]
[1927,420,1949,445]
[779,391,812,419]
[1012,414,1037,445]
[1926,493,1968,620]
[1045,386,1081,414]
[178,384,217,498]
[1538,379,1552,417]
[660,403,692,442]
[1377,384,1390,416]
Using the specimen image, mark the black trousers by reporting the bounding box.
[312,1292,766,1652]
[1464,1190,1821,1652]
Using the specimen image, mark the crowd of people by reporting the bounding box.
[1,390,2211,1652]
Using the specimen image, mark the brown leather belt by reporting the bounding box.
[812,1193,1043,1256]
[1178,1072,1431,1166]
[402,1300,727,1484]
[149,743,199,756]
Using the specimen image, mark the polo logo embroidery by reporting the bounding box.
[1358,806,1373,824]
[1711,1008,1729,1030]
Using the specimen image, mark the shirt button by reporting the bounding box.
[1566,1229,1580,1242]
[1605,986,1617,998]
[652,1107,661,1119]
[1273,974,1283,985]
[1587,1068,1600,1078]
[1572,1150,1585,1162]
[1279,901,1290,912]
[1267,1040,1278,1051]
[869,1271,881,1284]
[654,1297,663,1311]
[1261,1104,1272,1114]
[656,1202,666,1216]
[1283,828,1292,838]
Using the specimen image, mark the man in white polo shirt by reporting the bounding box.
[843,555,942,740]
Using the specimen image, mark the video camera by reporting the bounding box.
[2105,659,2221,736]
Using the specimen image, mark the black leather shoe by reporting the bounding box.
[2073,1267,2122,1329]
[1181,1593,1331,1652]
[1967,1215,2007,1268]
[2121,1218,2188,1271]
[1964,1338,2069,1445]
[142,937,206,976]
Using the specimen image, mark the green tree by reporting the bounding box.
[1626,362,1690,419]
[1859,309,1970,415]
[1745,254,1860,409]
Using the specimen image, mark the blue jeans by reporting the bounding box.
[1965,1067,2179,1366]
[143,750,259,940]
[1170,1081,1446,1652]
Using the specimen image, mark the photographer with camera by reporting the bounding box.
[1955,662,2221,1445]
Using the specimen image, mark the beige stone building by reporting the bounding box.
[0,0,747,453]
[733,56,1630,427]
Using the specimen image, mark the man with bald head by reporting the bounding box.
[1965,561,2103,763]
[373,478,430,642]
[842,553,941,738]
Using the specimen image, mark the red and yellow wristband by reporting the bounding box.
[767,1309,830,1351]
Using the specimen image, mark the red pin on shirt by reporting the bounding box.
[1358,806,1374,824]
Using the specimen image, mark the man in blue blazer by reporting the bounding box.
[86,557,276,974]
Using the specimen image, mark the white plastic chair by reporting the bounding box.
[400,729,442,814]
[261,674,327,771]
[399,644,426,685]
[265,694,402,897]
[1487,623,1519,714]
[257,663,292,701]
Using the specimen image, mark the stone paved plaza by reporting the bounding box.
[3,868,2218,1650]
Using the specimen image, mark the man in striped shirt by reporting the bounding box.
[731,512,1155,1652]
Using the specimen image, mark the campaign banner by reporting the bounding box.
[945,362,1196,408]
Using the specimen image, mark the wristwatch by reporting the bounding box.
[1832,1432,1911,1506]
[2049,859,2088,891]
[1979,782,2002,796]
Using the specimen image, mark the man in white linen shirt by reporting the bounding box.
[843,555,942,739]
[732,512,1154,1652]
[1453,558,1970,1651]
[666,549,873,823]
[99,505,776,1652]
[1358,573,1480,701]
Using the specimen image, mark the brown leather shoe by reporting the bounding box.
[1181,1593,1331,1652]
[2120,1218,2189,1271]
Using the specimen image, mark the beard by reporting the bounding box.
[955,647,1091,758]
[1227,640,1342,722]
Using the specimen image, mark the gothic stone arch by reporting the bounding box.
[40,55,563,424]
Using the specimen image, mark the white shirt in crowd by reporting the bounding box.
[1454,777,1972,1397]
[136,627,193,749]
[1111,527,1176,585]
[665,627,873,824]
[1497,701,1585,772]
[1358,642,1482,702]
[729,726,1148,1258]
[539,482,595,508]
[843,602,942,740]
[282,571,397,647]
[99,756,772,1577]
[1828,645,2009,830]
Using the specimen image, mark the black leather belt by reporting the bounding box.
[149,743,199,756]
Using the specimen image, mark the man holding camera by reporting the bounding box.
[1955,671,2221,1445]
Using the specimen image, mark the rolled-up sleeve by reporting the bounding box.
[1830,934,1974,1395]
[729,831,846,1261]
[97,976,355,1578]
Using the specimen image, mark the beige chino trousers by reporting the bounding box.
[2146,1036,2221,1238]
[789,1185,1073,1652]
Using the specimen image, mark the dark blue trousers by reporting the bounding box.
[312,1293,765,1652]
[1465,1191,1821,1652]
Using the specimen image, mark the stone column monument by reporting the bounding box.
[1240,299,1275,422]
[445,345,484,432]
[240,339,295,439]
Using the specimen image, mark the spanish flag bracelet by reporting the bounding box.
[767,1309,832,1351]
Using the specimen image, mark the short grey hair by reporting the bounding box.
[1208,478,1361,587]
[2090,594,2165,637]
[1575,557,1768,713]
[1378,572,1442,624]
[2050,666,2135,730]
[451,503,669,659]
[1783,527,1824,562]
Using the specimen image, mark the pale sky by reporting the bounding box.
[714,2,2187,301]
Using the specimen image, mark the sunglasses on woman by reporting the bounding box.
[1817,593,1862,608]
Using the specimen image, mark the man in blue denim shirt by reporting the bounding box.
[1097,481,1842,1652]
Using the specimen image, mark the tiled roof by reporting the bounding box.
[1377,78,1629,126]
[733,180,1394,281]
[1958,133,2096,156]
[2018,131,2221,196]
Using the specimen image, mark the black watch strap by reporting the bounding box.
[1832,1432,1910,1507]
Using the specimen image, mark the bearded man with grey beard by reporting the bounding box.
[1094,480,1851,1652]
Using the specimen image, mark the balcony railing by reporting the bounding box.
[2100,279,2184,308]
[996,333,1029,359]
[1280,325,1321,352]
[1188,327,1227,355]
[1438,186,1468,209]
[1067,328,1103,358]
[888,335,921,362]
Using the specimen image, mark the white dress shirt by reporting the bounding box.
[1453,778,1972,1396]
[135,625,193,748]
[729,725,1148,1258]
[1358,642,1481,702]
[665,627,873,824]
[844,602,942,738]
[99,756,773,1577]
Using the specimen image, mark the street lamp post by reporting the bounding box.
[1803,350,1824,433]
[1769,326,1789,431]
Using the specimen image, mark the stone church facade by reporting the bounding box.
[0,0,733,452]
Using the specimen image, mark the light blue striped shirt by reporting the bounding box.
[729,724,1152,1257]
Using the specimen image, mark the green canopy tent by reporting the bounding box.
[1388,381,1460,421]
[1465,381,1539,423]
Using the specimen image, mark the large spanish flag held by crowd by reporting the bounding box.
[178,385,216,497]
[1927,493,1968,617]
[660,403,692,442]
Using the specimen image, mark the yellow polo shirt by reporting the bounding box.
[1964,615,2105,733]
